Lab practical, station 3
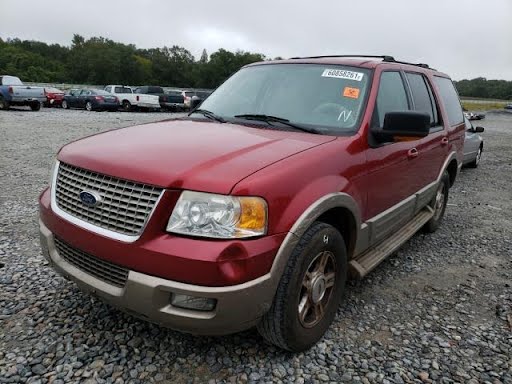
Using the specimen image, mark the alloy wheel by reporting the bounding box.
[298,250,336,328]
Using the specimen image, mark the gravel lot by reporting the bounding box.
[1,108,511,384]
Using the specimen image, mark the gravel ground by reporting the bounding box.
[1,108,511,384]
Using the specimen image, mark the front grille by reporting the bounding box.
[55,162,162,236]
[54,237,129,288]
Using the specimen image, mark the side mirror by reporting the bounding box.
[474,126,484,133]
[374,111,430,142]
[190,96,202,110]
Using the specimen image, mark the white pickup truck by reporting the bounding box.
[104,85,161,111]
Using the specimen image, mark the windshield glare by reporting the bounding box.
[198,64,371,132]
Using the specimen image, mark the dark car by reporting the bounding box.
[505,104,512,110]
[134,86,172,111]
[44,87,65,107]
[164,90,186,111]
[62,89,120,111]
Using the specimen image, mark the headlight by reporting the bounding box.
[167,191,267,239]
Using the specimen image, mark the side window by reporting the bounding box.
[375,71,409,127]
[406,73,439,126]
[434,76,464,126]
[114,87,123,93]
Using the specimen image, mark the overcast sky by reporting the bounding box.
[1,0,511,80]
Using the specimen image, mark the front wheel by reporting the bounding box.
[30,101,41,111]
[423,171,450,233]
[62,100,69,109]
[257,222,347,351]
[468,147,482,168]
[85,101,93,111]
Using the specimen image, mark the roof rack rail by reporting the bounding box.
[288,55,432,69]
[290,55,396,61]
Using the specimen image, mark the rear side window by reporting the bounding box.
[375,71,409,127]
[434,76,463,126]
[114,87,131,93]
[406,73,438,126]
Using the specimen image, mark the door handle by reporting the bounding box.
[441,137,449,146]
[407,148,419,159]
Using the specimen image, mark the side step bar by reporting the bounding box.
[349,206,434,279]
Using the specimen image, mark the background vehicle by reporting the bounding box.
[0,75,45,111]
[463,116,484,168]
[39,55,465,352]
[104,85,160,112]
[164,90,186,111]
[464,111,485,120]
[505,104,512,110]
[44,87,65,107]
[62,89,120,111]
[134,86,172,111]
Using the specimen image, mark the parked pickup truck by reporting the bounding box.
[0,75,46,111]
[39,55,465,352]
[134,86,174,111]
[104,85,160,112]
[164,90,186,111]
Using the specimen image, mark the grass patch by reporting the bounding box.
[462,101,509,111]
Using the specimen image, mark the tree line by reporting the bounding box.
[0,35,267,89]
[1,35,511,98]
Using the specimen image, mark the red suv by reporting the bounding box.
[39,55,465,351]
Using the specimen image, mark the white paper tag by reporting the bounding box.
[321,69,364,81]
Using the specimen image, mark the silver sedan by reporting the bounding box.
[463,116,484,168]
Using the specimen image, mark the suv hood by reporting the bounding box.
[58,120,335,194]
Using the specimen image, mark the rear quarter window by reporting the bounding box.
[434,76,463,126]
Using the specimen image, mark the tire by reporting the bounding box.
[0,97,10,110]
[62,100,69,109]
[257,222,347,351]
[468,146,482,168]
[122,100,132,112]
[85,101,93,111]
[30,101,41,111]
[423,171,450,233]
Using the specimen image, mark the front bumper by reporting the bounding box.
[39,218,277,335]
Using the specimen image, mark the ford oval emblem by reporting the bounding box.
[79,190,101,207]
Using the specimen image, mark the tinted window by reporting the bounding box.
[114,86,131,93]
[434,76,463,126]
[148,86,163,94]
[375,71,409,127]
[406,73,437,126]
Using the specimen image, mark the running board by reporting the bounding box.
[349,206,434,279]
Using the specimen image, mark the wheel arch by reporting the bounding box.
[269,193,361,286]
[438,151,459,187]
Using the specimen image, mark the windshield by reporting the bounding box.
[198,64,371,133]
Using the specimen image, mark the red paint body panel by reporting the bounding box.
[58,120,335,194]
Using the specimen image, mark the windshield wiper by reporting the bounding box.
[189,109,226,123]
[234,114,321,134]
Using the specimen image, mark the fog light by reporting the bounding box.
[171,294,217,311]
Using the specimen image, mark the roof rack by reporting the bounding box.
[288,55,432,69]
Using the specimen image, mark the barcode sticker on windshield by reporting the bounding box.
[322,69,364,81]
